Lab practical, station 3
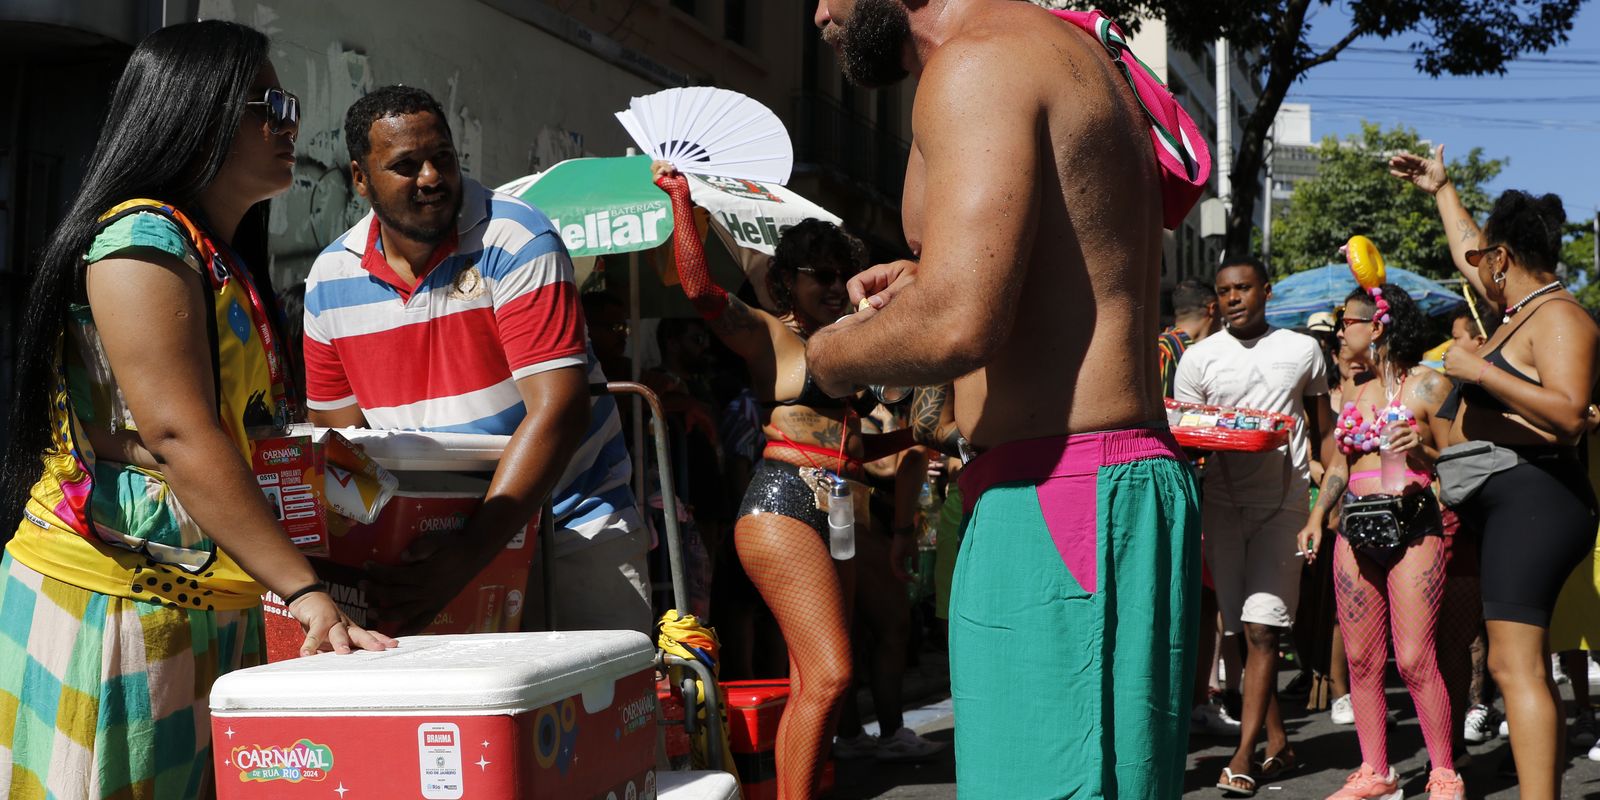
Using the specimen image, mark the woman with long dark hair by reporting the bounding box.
[1394,148,1600,799]
[0,20,392,797]
[652,163,915,798]
[1298,285,1462,799]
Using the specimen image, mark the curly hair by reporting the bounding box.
[1345,284,1430,367]
[344,84,452,167]
[1484,190,1565,273]
[768,218,867,315]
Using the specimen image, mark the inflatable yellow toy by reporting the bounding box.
[1342,235,1386,289]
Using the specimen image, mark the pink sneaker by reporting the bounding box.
[1325,764,1402,800]
[1426,767,1465,800]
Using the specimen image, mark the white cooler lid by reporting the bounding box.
[211,631,655,714]
[319,427,510,472]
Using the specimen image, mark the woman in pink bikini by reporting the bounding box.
[1297,284,1464,800]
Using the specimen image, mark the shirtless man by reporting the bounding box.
[805,1,1206,796]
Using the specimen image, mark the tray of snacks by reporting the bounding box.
[1164,399,1297,453]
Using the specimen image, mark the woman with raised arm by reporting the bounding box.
[1297,286,1461,800]
[1395,149,1600,800]
[653,163,914,798]
[0,21,394,798]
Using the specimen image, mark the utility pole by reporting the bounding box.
[1215,38,1232,215]
[1262,126,1275,267]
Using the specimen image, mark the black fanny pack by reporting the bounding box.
[1340,491,1441,552]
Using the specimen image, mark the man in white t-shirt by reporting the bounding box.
[1174,256,1331,793]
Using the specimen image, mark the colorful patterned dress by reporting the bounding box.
[2,200,290,799]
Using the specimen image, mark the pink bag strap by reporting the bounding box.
[1048,8,1213,229]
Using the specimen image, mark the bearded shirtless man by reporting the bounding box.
[805,1,1206,796]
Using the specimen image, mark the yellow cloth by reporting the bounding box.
[658,610,738,777]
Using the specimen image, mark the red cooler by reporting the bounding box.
[722,679,834,800]
[210,631,658,799]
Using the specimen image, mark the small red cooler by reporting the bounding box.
[210,631,658,799]
[721,679,834,800]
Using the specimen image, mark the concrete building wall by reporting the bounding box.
[200,0,670,283]
[195,0,914,282]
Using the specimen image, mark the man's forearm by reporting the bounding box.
[809,283,992,391]
[467,399,589,557]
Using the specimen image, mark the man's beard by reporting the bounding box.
[824,0,911,88]
[369,189,462,245]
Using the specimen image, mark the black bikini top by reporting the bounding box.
[1437,297,1573,421]
[759,371,880,416]
[760,370,851,410]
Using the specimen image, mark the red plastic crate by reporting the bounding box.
[722,679,790,755]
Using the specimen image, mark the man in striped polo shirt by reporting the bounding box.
[302,85,649,635]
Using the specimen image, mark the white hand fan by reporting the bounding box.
[616,87,794,185]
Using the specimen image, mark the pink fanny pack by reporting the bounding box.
[1049,9,1213,230]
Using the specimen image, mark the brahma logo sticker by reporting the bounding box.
[233,739,334,783]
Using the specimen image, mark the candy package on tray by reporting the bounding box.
[1164,399,1296,453]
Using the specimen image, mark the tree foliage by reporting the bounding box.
[1271,123,1503,278]
[1028,0,1584,255]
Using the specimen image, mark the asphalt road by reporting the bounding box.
[828,655,1600,799]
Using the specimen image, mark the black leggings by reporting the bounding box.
[1460,454,1598,627]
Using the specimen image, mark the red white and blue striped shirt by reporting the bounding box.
[303,179,638,552]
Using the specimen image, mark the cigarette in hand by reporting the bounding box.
[1294,550,1309,558]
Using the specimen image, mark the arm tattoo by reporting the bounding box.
[912,385,964,457]
[1314,471,1347,518]
[911,386,946,445]
[1455,217,1478,244]
[709,294,760,338]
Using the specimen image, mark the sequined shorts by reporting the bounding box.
[736,459,830,540]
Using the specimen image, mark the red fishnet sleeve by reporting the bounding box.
[654,172,728,321]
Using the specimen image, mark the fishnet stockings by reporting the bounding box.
[1334,534,1453,773]
[736,512,855,799]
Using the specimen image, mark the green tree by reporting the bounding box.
[1271,123,1503,278]
[1028,0,1584,256]
[1568,224,1600,313]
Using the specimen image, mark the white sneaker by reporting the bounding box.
[874,727,947,762]
[833,732,879,761]
[1330,693,1355,725]
[1191,703,1242,735]
[1589,740,1600,763]
[1463,704,1500,743]
[1553,653,1570,685]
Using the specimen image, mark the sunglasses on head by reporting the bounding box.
[1464,244,1504,268]
[246,87,299,135]
[798,265,857,286]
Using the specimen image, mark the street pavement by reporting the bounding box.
[829,649,1600,798]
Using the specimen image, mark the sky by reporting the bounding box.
[1286,1,1600,224]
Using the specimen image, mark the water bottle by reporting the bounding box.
[1379,434,1407,493]
[828,478,855,560]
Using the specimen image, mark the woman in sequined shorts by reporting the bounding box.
[654,163,915,798]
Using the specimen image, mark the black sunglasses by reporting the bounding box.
[246,87,300,135]
[798,265,857,286]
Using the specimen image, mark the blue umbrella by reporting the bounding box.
[1266,263,1465,329]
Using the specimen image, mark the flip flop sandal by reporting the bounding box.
[1256,750,1299,780]
[1215,768,1258,797]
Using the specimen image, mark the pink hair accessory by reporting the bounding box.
[1369,286,1392,325]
